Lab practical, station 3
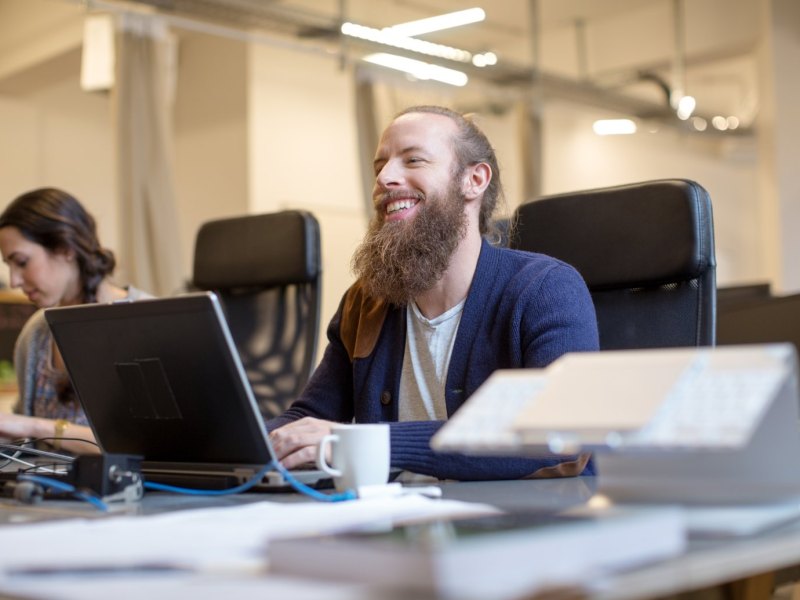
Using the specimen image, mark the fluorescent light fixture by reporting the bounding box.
[363,53,468,87]
[592,119,637,136]
[712,115,728,131]
[386,7,486,37]
[472,51,497,67]
[342,22,472,62]
[676,95,696,120]
[81,14,115,92]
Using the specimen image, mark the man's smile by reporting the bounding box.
[386,199,419,215]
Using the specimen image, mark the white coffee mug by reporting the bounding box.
[316,423,390,492]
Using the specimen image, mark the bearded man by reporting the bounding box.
[268,105,599,481]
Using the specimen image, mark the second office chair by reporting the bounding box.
[192,210,322,418]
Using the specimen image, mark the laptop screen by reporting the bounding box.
[45,293,274,465]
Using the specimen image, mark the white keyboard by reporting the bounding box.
[432,347,792,455]
[432,372,547,453]
[623,361,784,449]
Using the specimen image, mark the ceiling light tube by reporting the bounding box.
[386,8,486,37]
[363,53,468,87]
[342,22,472,62]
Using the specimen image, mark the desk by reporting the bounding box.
[444,479,800,600]
[1,477,799,600]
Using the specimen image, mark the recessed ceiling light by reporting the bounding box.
[592,119,637,135]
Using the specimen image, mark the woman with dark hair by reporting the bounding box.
[0,188,150,453]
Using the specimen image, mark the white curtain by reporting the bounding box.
[113,14,184,296]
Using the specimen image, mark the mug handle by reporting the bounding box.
[316,434,342,477]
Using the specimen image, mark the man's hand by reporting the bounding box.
[269,417,336,469]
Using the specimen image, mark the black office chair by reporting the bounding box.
[192,210,322,418]
[510,179,716,349]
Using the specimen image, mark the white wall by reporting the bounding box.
[248,43,367,347]
[542,101,762,286]
[0,0,83,81]
[757,0,800,294]
[0,49,117,285]
[174,32,249,282]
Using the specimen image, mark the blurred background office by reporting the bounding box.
[0,0,796,358]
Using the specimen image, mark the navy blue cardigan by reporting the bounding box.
[267,240,599,481]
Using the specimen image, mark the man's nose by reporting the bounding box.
[375,159,403,189]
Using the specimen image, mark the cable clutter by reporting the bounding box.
[1,441,357,510]
[0,443,143,511]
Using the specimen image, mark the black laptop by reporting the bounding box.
[44,292,327,490]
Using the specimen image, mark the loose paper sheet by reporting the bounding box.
[0,495,497,576]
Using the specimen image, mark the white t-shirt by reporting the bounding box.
[398,299,465,422]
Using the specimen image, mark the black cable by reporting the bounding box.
[0,442,76,463]
[28,436,101,450]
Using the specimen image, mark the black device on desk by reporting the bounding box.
[0,450,142,504]
[43,292,328,491]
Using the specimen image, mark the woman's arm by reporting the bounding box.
[0,413,99,454]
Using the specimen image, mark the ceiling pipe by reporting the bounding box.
[637,71,673,106]
[575,18,588,80]
[337,0,347,71]
[671,0,687,108]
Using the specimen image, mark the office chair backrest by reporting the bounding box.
[510,179,716,349]
[192,210,322,418]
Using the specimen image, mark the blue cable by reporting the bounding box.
[273,462,357,502]
[142,461,357,502]
[19,464,357,509]
[17,474,109,512]
[143,462,275,496]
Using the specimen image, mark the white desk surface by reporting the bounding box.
[1,476,799,600]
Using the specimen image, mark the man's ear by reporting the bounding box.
[461,162,492,201]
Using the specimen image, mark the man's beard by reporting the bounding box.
[351,180,468,306]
